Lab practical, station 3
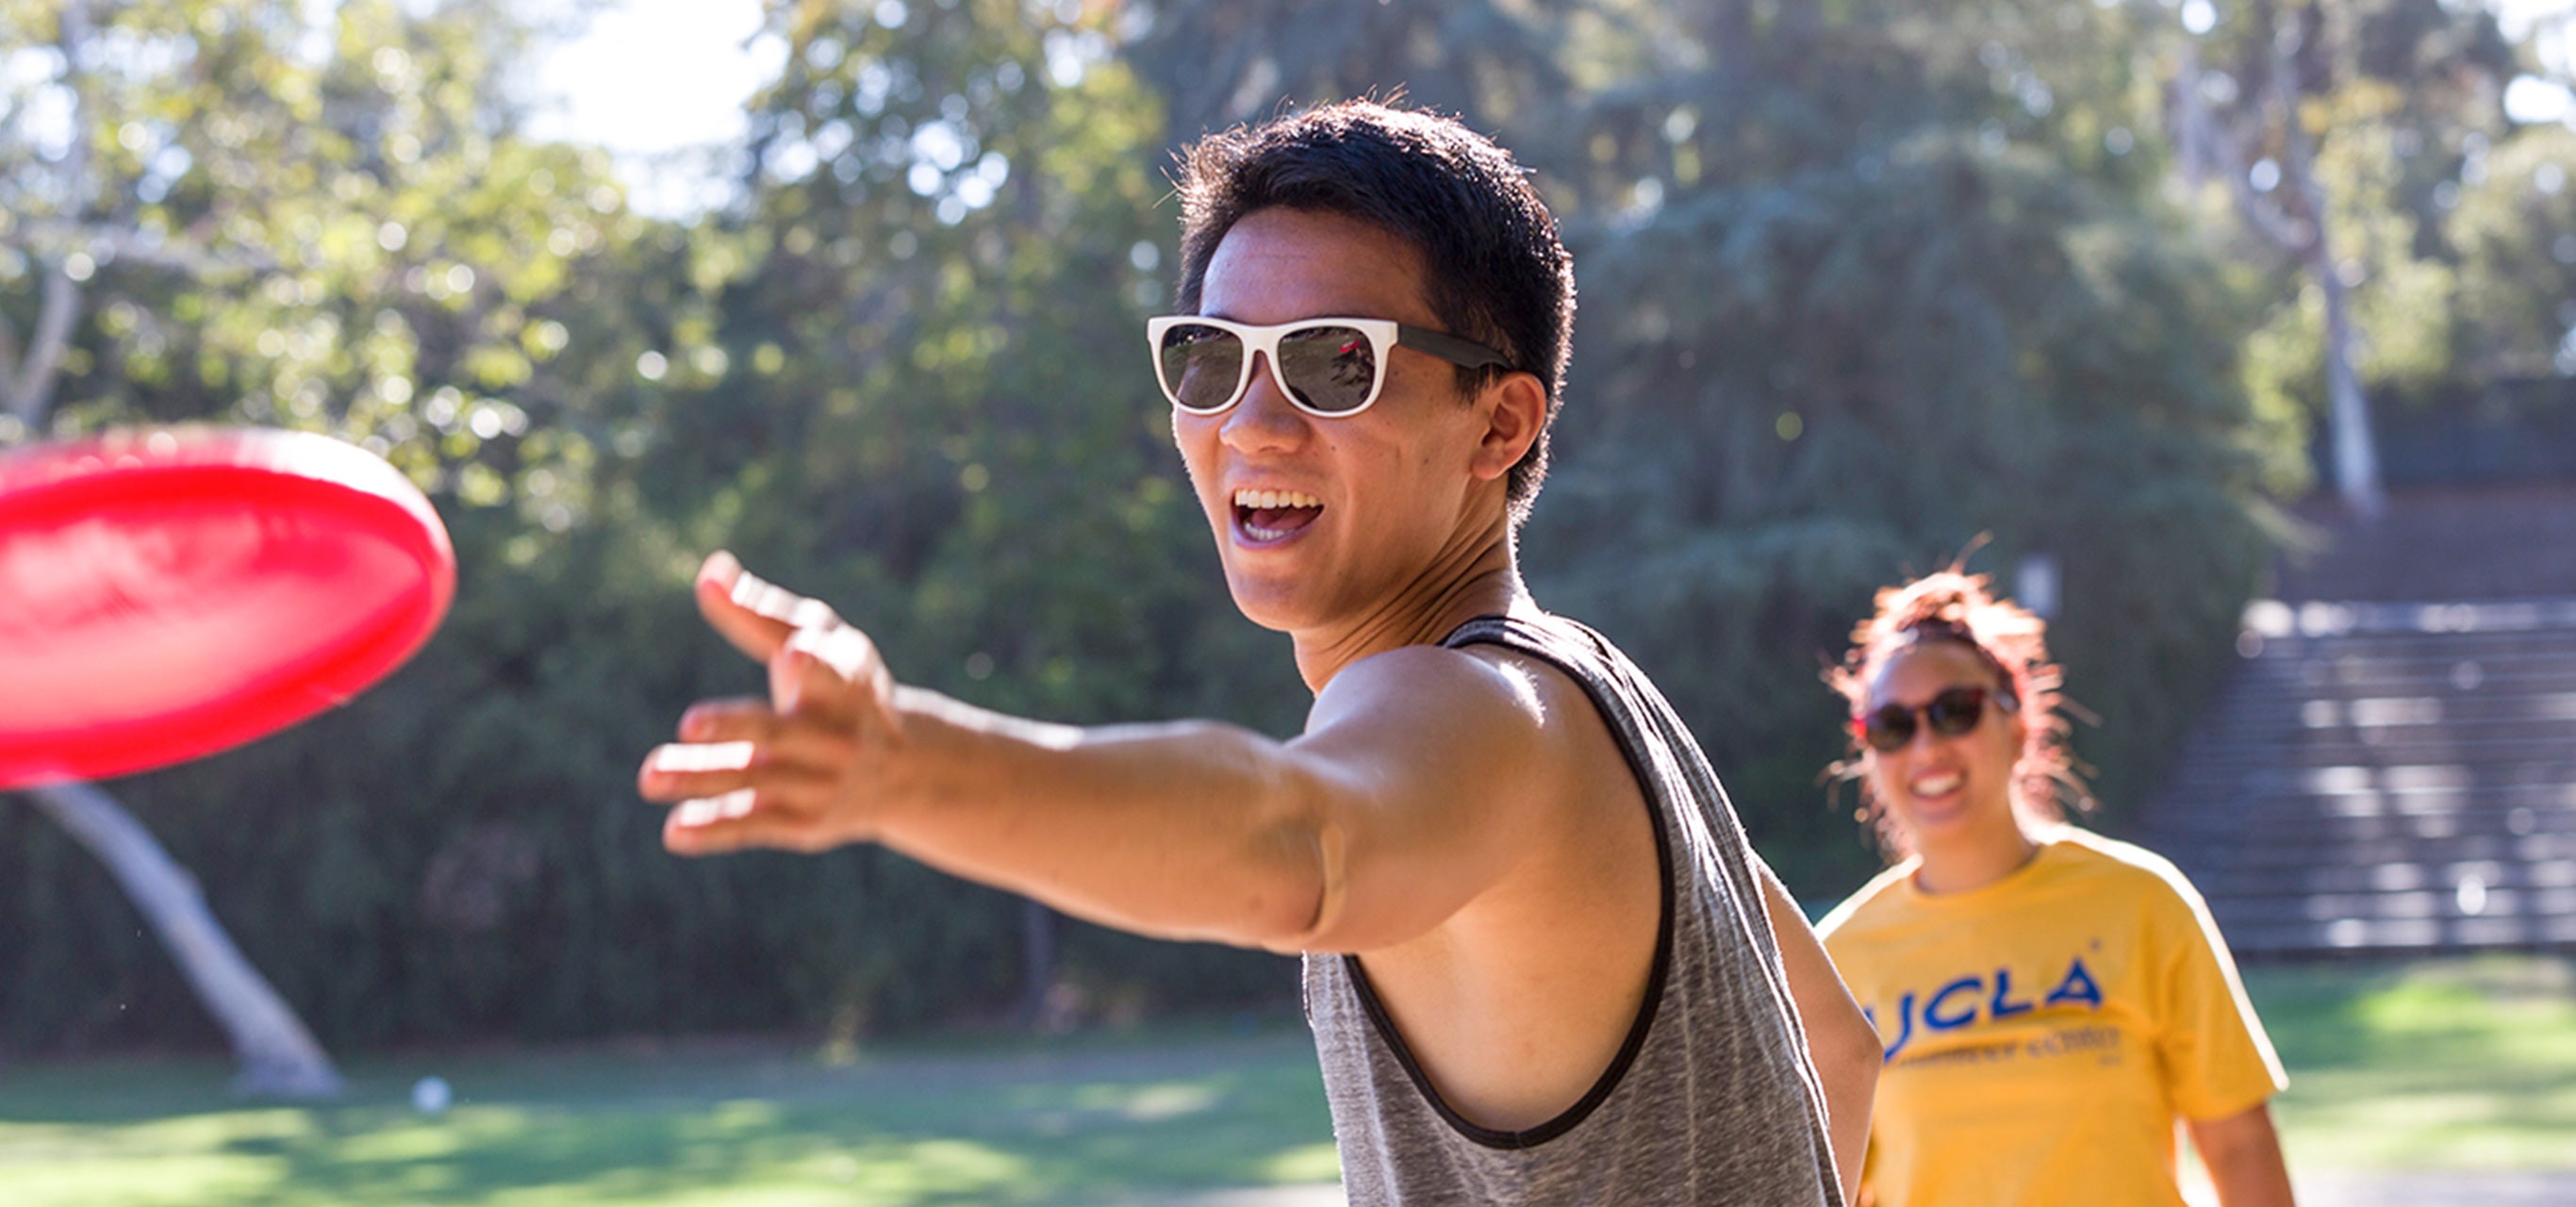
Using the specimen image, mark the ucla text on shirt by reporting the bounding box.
[1866,951,2106,1064]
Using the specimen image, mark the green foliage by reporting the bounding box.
[0,0,1294,1055]
[2171,0,2534,428]
[2450,125,2576,380]
[8,0,2573,1058]
[1507,6,2287,888]
[1127,0,1575,138]
[1,0,625,504]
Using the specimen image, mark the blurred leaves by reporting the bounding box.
[3,0,2572,1051]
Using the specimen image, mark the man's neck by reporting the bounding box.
[1289,519,1529,693]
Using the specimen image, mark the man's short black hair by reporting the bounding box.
[1173,100,1577,523]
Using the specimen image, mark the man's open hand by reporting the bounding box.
[637,551,907,854]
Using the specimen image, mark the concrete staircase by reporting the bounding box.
[2145,600,2576,953]
[2139,486,2576,956]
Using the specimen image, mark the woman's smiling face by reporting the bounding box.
[1861,639,2028,851]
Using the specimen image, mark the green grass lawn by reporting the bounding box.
[0,1024,1340,1206]
[1,956,2569,1205]
[2245,954,2576,1172]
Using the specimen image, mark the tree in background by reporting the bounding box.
[2171,0,2523,511]
[680,0,1304,1031]
[0,0,1300,1057]
[1501,0,2282,885]
[0,0,358,1097]
[0,0,659,1063]
[2452,124,2576,380]
[1127,0,1575,139]
[8,0,2573,1059]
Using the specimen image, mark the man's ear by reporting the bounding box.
[1470,372,1547,483]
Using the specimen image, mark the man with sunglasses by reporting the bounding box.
[638,100,1874,1205]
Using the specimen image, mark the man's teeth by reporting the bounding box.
[1232,488,1321,509]
[1913,773,1963,797]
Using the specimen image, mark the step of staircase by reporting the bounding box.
[2139,591,2576,957]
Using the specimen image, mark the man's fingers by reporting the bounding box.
[676,697,776,742]
[669,700,860,776]
[696,551,840,664]
[662,792,841,856]
[638,742,755,802]
[660,553,887,861]
[786,620,882,681]
[696,552,791,662]
[668,787,758,827]
[769,626,882,719]
[637,744,836,802]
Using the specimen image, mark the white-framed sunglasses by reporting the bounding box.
[1146,315,1514,418]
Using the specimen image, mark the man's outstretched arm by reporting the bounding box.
[637,553,1560,953]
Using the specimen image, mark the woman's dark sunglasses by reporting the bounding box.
[1146,316,1512,418]
[1855,686,2016,752]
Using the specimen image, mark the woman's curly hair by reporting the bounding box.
[1825,569,2094,859]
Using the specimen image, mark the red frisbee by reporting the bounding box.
[0,426,455,788]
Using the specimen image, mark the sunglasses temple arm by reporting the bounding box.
[1397,323,1512,371]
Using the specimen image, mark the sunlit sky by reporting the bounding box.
[522,0,2575,215]
[520,0,783,215]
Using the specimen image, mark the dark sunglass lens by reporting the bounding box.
[1862,705,1916,752]
[1277,325,1378,413]
[1160,324,1245,412]
[1925,687,1988,736]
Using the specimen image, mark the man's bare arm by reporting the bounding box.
[1756,862,1876,1206]
[637,554,1556,952]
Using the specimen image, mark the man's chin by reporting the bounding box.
[1222,572,1321,635]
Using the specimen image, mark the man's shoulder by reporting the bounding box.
[1332,637,1550,703]
[1306,641,1560,761]
[1328,609,1610,718]
[1318,620,1646,816]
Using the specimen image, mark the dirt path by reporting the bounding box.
[1124,1169,2576,1207]
[2295,1169,2576,1206]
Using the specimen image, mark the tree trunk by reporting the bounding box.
[1018,898,1059,1029]
[2173,3,2386,519]
[2268,2,2386,519]
[25,783,342,1098]
[2310,241,2385,518]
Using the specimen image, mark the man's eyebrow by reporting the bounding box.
[1195,312,1378,324]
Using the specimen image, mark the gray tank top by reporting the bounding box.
[1303,613,1842,1206]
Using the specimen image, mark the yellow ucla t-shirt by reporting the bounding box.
[1817,828,2286,1207]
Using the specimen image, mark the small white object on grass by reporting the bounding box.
[412,1075,453,1116]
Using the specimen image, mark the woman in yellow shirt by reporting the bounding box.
[1814,570,2297,1207]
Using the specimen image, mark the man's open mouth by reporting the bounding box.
[1232,488,1323,543]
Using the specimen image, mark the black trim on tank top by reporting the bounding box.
[1338,614,1679,1151]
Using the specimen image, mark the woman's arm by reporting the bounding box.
[2188,1100,2297,1207]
